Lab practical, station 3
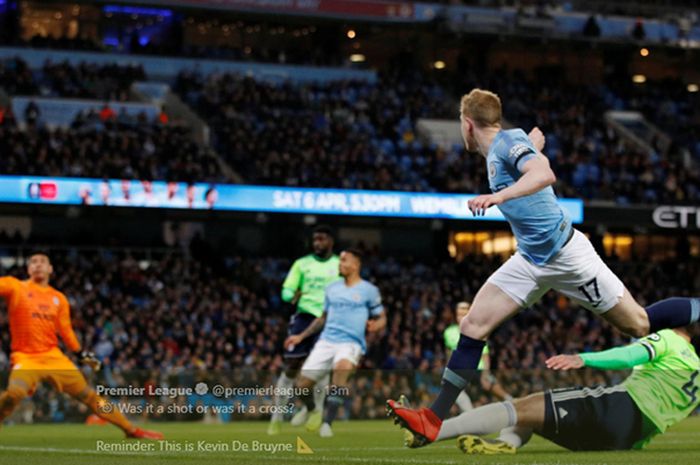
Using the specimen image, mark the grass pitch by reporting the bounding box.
[1,417,699,465]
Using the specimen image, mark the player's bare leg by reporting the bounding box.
[293,373,323,430]
[511,393,545,428]
[0,380,30,423]
[601,288,699,338]
[269,358,303,434]
[600,289,650,337]
[388,282,521,444]
[459,283,523,340]
[319,359,355,437]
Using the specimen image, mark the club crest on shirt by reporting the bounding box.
[53,296,60,306]
[353,293,361,302]
[489,162,497,178]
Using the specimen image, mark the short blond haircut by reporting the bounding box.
[460,89,502,128]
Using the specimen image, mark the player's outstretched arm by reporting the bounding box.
[496,156,556,202]
[0,276,19,298]
[468,156,556,215]
[366,311,387,332]
[528,127,545,152]
[546,343,651,371]
[284,314,326,348]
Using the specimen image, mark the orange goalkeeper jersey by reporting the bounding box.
[0,276,80,354]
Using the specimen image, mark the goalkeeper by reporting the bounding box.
[0,252,163,440]
[396,325,699,453]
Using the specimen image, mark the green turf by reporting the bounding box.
[1,417,699,465]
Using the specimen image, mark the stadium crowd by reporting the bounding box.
[1,245,697,422]
[3,53,699,204]
[174,70,459,192]
[0,113,225,182]
[0,56,144,101]
[10,29,345,67]
[175,67,700,203]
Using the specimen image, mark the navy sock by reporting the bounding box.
[645,298,700,334]
[323,394,345,426]
[301,392,316,412]
[430,334,485,420]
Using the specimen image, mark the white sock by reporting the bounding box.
[498,426,533,448]
[313,373,330,411]
[271,373,294,422]
[436,401,518,441]
[455,391,473,412]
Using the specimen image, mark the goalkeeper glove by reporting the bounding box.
[80,351,102,372]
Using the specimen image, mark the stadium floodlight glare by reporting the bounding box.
[350,54,366,63]
[640,47,649,57]
[434,60,446,70]
[347,29,356,39]
[632,74,647,83]
[688,84,699,93]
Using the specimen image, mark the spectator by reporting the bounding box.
[99,103,116,123]
[0,114,227,182]
[583,14,601,37]
[632,18,646,40]
[24,100,40,126]
[157,108,169,125]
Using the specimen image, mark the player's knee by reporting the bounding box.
[628,317,650,338]
[5,384,28,402]
[285,359,303,377]
[79,388,98,404]
[0,384,28,411]
[617,309,650,338]
[459,312,490,340]
[296,376,314,390]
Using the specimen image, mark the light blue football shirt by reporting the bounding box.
[320,279,383,353]
[486,128,572,265]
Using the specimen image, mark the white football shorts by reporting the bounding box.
[300,339,362,382]
[487,229,625,314]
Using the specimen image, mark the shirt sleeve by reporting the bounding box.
[281,259,302,301]
[504,130,539,172]
[368,285,384,317]
[56,295,81,352]
[0,276,18,298]
[580,343,653,370]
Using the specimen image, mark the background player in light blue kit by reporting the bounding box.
[268,225,340,435]
[388,88,700,446]
[285,248,386,438]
